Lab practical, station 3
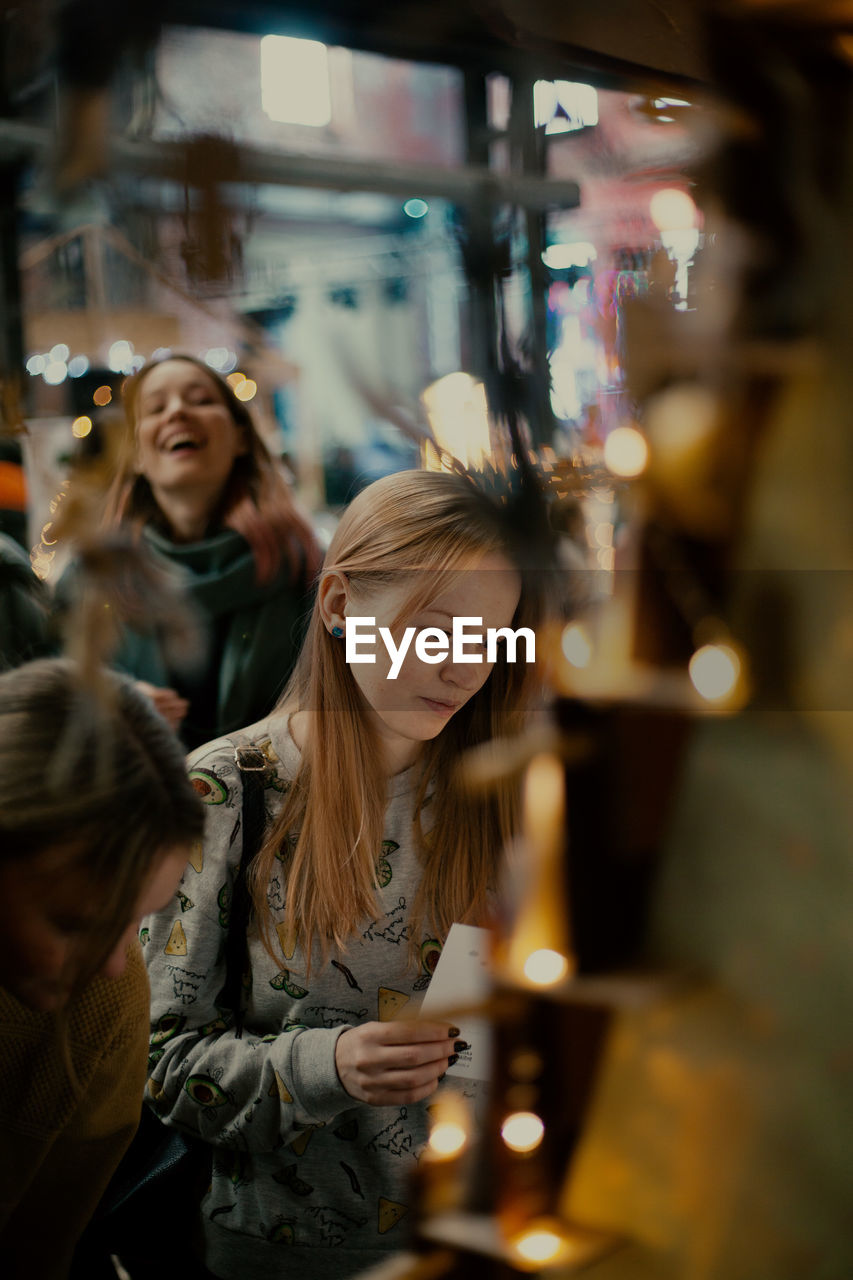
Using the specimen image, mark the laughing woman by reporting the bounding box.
[141,468,543,1280]
[58,355,320,749]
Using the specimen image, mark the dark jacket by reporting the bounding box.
[0,533,53,671]
[58,525,313,750]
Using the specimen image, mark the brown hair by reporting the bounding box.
[250,469,543,969]
[104,354,320,585]
[0,657,205,991]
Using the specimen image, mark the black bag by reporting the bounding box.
[70,744,266,1278]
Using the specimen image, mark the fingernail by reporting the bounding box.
[448,1026,460,1038]
[454,1040,468,1053]
[448,1054,459,1066]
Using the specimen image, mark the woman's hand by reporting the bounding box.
[135,681,189,731]
[335,1020,462,1106]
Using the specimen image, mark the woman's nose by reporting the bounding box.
[439,657,482,690]
[164,395,187,419]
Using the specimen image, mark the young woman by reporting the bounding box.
[141,468,541,1279]
[0,657,204,1279]
[60,354,321,749]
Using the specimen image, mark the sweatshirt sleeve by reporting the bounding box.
[141,737,353,1153]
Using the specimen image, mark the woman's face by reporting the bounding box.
[0,843,189,1011]
[339,551,522,773]
[133,360,248,512]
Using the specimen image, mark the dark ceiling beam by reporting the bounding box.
[0,118,580,211]
[56,0,708,93]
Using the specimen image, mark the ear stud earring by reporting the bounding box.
[331,626,344,638]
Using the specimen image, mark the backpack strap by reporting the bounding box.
[215,738,267,1038]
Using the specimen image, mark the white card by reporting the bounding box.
[420,922,492,1081]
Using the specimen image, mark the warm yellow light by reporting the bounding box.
[649,187,697,232]
[40,523,57,546]
[689,643,741,702]
[505,755,574,987]
[92,385,112,406]
[523,948,569,987]
[561,623,592,669]
[603,426,648,477]
[501,1111,545,1153]
[226,371,247,389]
[422,372,491,471]
[512,1223,570,1266]
[428,1120,468,1158]
[593,522,613,548]
[72,415,93,438]
[234,378,257,402]
[426,1088,471,1161]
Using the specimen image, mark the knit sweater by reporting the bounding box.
[142,716,471,1280]
[0,941,150,1278]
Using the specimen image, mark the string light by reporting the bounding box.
[689,642,742,702]
[501,1111,545,1153]
[428,1120,468,1159]
[561,623,592,669]
[523,948,569,986]
[510,1220,574,1268]
[425,1092,471,1161]
[72,416,93,438]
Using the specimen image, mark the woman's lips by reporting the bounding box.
[420,696,460,717]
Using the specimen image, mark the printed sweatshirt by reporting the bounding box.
[142,715,465,1280]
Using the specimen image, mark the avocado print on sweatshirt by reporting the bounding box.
[141,715,451,1277]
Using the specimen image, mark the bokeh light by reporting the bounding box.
[561,623,592,669]
[43,360,68,385]
[603,425,649,477]
[501,1111,545,1153]
[403,197,429,219]
[428,1120,468,1158]
[689,643,741,702]
[233,378,257,402]
[650,187,697,232]
[523,949,569,987]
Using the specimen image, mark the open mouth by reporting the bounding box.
[166,434,203,453]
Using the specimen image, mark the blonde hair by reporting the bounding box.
[250,469,541,969]
[104,354,320,585]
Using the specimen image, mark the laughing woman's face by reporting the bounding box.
[133,360,247,517]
